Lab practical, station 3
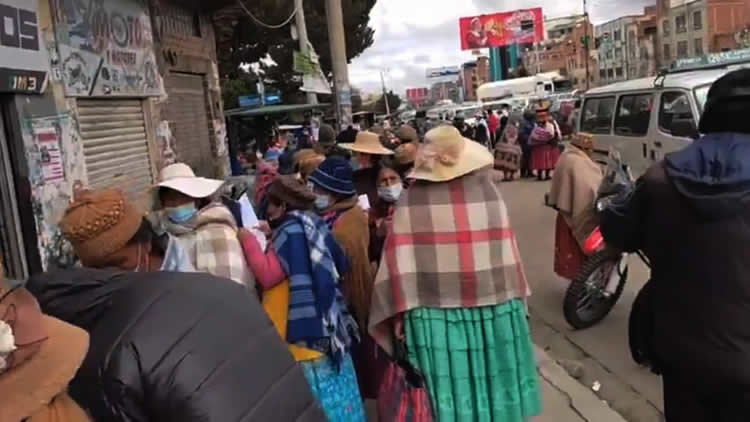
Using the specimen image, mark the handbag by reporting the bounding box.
[377,339,434,422]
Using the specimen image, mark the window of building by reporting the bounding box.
[693,10,702,30]
[606,50,613,59]
[695,38,703,55]
[614,30,622,41]
[600,69,606,79]
[659,91,695,137]
[663,20,671,36]
[676,15,686,33]
[677,40,688,58]
[581,97,616,134]
[615,48,623,59]
[664,44,671,60]
[608,68,614,78]
[616,67,623,77]
[615,94,653,136]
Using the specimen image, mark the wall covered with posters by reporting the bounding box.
[54,0,163,97]
[5,0,229,271]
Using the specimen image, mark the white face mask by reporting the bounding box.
[378,184,403,203]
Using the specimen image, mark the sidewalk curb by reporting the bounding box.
[536,346,628,422]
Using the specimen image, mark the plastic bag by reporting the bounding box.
[596,150,636,213]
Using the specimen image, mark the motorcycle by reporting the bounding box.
[547,153,649,329]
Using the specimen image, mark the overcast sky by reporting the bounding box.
[349,0,653,96]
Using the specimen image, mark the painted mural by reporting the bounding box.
[54,0,163,97]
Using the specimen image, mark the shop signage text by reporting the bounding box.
[0,0,48,94]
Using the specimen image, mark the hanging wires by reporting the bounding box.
[236,0,300,29]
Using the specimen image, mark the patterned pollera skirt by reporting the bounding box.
[301,353,366,421]
[405,299,542,422]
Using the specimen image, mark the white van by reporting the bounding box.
[577,50,750,176]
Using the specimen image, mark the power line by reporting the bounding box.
[237,0,300,29]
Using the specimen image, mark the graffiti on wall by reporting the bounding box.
[156,120,176,167]
[54,0,163,97]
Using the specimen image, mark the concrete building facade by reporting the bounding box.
[596,8,658,85]
[656,0,750,66]
[0,0,232,279]
[461,56,490,101]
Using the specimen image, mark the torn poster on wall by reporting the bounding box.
[54,0,163,97]
[35,127,65,183]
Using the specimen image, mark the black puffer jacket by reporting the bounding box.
[26,269,325,422]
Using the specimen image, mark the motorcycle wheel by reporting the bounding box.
[563,249,628,330]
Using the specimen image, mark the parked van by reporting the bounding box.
[577,49,750,176]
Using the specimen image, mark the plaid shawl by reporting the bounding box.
[368,167,531,354]
[273,211,357,361]
[159,204,255,288]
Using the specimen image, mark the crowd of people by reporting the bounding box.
[0,114,544,421]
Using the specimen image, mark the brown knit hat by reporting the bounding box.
[395,124,418,143]
[60,189,143,267]
[267,176,316,210]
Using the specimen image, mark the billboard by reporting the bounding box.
[426,66,461,78]
[459,8,544,51]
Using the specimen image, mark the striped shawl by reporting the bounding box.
[368,167,531,354]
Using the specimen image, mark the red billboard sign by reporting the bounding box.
[459,8,544,51]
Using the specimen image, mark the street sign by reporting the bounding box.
[671,48,750,72]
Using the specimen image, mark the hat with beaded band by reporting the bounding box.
[60,189,143,267]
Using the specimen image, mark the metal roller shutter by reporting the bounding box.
[78,99,154,200]
[164,73,214,177]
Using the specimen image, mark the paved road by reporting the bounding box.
[499,178,665,422]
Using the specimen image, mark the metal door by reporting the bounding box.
[164,73,214,177]
[0,110,28,279]
[78,99,155,202]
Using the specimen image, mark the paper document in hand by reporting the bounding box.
[238,194,259,228]
[358,194,371,211]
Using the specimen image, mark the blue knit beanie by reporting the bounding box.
[309,157,356,196]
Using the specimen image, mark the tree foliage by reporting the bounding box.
[215,0,376,104]
[365,91,401,114]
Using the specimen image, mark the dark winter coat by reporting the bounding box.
[602,133,750,386]
[25,269,325,422]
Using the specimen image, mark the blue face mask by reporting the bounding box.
[166,203,197,224]
[378,184,403,203]
[314,194,331,210]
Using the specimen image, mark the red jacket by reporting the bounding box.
[489,113,500,134]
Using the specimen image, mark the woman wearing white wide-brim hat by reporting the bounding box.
[151,163,254,288]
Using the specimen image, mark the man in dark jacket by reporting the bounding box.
[26,269,325,422]
[601,69,750,421]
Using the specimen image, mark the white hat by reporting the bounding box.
[410,125,493,182]
[338,131,394,155]
[155,163,224,199]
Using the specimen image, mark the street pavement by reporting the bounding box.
[499,178,665,422]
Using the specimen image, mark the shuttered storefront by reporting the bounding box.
[164,73,214,177]
[78,99,154,201]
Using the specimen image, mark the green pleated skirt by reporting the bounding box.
[405,299,542,422]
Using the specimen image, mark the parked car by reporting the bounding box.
[576,49,750,175]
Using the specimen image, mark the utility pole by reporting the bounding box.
[380,69,391,115]
[295,0,318,105]
[325,0,352,130]
[583,0,591,90]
